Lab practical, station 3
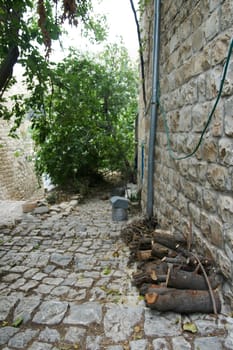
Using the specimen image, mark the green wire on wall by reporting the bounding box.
[159,37,233,161]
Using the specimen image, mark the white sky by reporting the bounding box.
[51,0,139,61]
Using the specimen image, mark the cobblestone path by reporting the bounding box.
[0,193,233,349]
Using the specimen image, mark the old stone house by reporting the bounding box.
[138,0,233,305]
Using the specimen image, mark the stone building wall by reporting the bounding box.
[138,0,233,305]
[0,119,41,200]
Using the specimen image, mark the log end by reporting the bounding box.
[145,292,159,305]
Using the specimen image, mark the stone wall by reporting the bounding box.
[0,119,41,200]
[138,0,233,305]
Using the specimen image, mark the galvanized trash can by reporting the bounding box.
[110,196,129,221]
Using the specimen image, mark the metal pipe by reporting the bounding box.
[146,0,161,219]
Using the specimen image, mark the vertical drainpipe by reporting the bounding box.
[146,0,161,219]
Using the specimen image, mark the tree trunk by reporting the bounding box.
[0,46,19,94]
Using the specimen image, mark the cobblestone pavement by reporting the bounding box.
[0,193,233,350]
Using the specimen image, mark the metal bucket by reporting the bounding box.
[112,207,128,221]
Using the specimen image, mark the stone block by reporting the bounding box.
[211,102,224,137]
[207,164,230,191]
[191,7,203,31]
[225,114,233,137]
[193,48,211,75]
[178,106,192,132]
[223,223,233,249]
[192,102,211,132]
[180,178,197,201]
[220,0,233,30]
[188,202,201,227]
[219,138,233,165]
[197,73,207,102]
[200,211,210,237]
[192,27,205,52]
[217,250,232,279]
[205,9,220,40]
[202,189,217,212]
[209,0,221,12]
[217,195,233,223]
[22,202,37,213]
[211,34,231,65]
[209,216,224,248]
[202,138,218,162]
[34,206,50,215]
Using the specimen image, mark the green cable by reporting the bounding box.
[159,37,233,161]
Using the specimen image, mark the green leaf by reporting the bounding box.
[12,316,23,327]
[103,267,111,275]
[183,322,198,333]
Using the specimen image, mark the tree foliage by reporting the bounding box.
[32,44,138,189]
[0,0,106,120]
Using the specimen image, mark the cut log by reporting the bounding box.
[145,289,221,314]
[152,229,186,250]
[138,238,152,250]
[166,268,220,290]
[151,242,175,259]
[137,250,153,261]
[162,254,213,269]
[132,270,166,286]
[143,261,168,275]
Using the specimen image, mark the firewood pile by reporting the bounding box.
[121,218,223,314]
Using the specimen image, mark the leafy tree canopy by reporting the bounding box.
[32,43,138,189]
[0,0,106,121]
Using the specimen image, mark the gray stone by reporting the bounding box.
[24,268,40,278]
[24,253,50,267]
[104,304,143,342]
[193,317,224,335]
[50,285,70,296]
[33,301,68,325]
[36,284,54,294]
[39,327,60,343]
[144,309,181,337]
[2,273,21,282]
[75,277,93,288]
[34,206,50,214]
[51,268,69,278]
[0,327,19,346]
[50,253,73,267]
[64,302,102,325]
[0,296,19,321]
[14,296,41,323]
[172,336,191,350]
[8,329,39,348]
[9,278,26,289]
[28,342,53,350]
[129,339,148,350]
[225,331,233,349]
[152,338,171,350]
[86,335,102,350]
[106,347,124,350]
[64,327,86,343]
[43,277,64,285]
[32,272,47,280]
[19,280,39,292]
[194,336,223,350]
